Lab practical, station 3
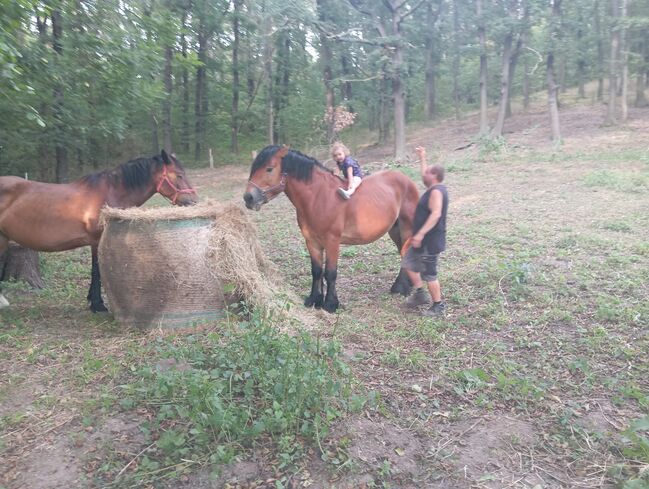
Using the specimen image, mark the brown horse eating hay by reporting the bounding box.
[0,150,197,312]
[244,145,419,313]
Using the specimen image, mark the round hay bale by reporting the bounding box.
[99,202,276,329]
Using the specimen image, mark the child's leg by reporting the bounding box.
[347,176,362,195]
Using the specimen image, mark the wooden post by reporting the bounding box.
[208,148,214,169]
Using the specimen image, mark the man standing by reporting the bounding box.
[402,146,449,316]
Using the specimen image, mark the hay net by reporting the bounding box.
[101,201,278,310]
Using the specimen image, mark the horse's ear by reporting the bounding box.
[276,145,290,159]
[161,149,171,164]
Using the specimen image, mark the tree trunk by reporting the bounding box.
[52,9,68,183]
[523,58,530,110]
[181,9,190,153]
[317,0,335,143]
[341,51,353,105]
[493,31,514,137]
[620,0,628,122]
[595,0,604,101]
[423,1,440,121]
[151,114,159,154]
[162,46,173,154]
[636,38,648,107]
[0,243,45,289]
[547,0,562,142]
[577,24,586,98]
[378,74,391,145]
[194,28,207,161]
[605,0,619,124]
[452,0,460,119]
[505,35,523,118]
[263,12,274,144]
[477,0,489,135]
[231,0,242,153]
[391,14,406,160]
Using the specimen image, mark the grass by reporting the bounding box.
[2,108,649,487]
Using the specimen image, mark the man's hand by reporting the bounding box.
[415,146,426,161]
[411,234,423,248]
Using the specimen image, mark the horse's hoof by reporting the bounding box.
[304,294,324,308]
[322,300,339,313]
[390,282,411,296]
[90,303,109,313]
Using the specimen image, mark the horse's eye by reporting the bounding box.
[266,167,273,173]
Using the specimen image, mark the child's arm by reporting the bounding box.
[415,146,427,181]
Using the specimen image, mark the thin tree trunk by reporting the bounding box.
[477,0,489,135]
[620,0,628,122]
[341,51,353,105]
[523,58,530,110]
[547,0,562,142]
[595,0,604,101]
[558,56,567,93]
[317,0,335,143]
[636,39,648,107]
[391,13,406,159]
[231,0,242,153]
[263,13,274,144]
[606,0,619,124]
[577,23,586,98]
[162,46,173,154]
[194,29,207,160]
[378,74,391,145]
[423,2,439,121]
[493,31,514,137]
[151,114,159,154]
[52,9,68,183]
[181,9,190,153]
[452,0,460,119]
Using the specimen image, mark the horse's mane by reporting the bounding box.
[250,145,333,182]
[78,155,168,190]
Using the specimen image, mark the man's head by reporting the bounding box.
[423,165,444,187]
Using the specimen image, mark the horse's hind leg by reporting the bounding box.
[0,235,9,309]
[88,246,108,313]
[388,221,412,296]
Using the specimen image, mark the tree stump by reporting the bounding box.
[0,243,45,289]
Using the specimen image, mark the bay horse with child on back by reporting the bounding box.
[244,145,419,312]
[0,150,198,312]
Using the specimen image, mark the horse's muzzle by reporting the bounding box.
[243,190,264,211]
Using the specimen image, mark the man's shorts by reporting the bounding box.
[402,247,439,282]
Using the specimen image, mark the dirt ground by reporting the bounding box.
[1,97,648,488]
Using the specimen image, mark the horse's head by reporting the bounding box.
[155,150,198,206]
[243,145,289,211]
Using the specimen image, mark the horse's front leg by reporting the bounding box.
[304,241,324,309]
[323,241,340,313]
[88,246,108,313]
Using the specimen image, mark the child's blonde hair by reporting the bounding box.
[331,141,350,157]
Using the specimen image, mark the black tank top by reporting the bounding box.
[413,184,448,254]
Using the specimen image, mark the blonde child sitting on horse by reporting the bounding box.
[331,142,363,200]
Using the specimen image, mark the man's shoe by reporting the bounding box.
[337,188,351,200]
[422,301,446,317]
[406,288,430,308]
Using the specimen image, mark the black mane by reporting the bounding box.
[250,145,332,182]
[79,155,167,189]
